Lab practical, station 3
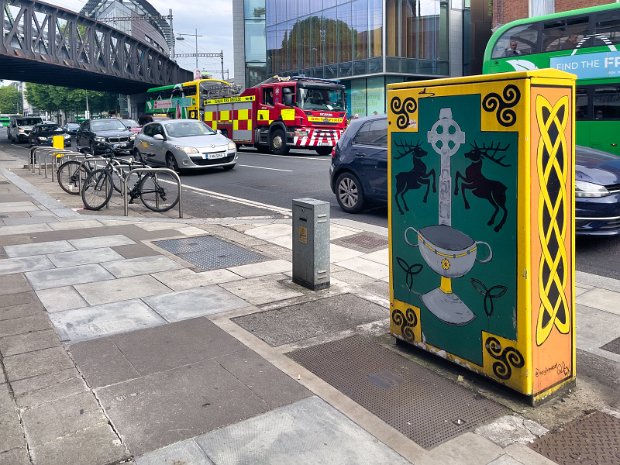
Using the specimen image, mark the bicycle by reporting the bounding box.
[56,151,123,195]
[81,157,180,213]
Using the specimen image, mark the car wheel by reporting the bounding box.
[269,128,289,155]
[335,172,365,213]
[166,153,180,173]
[316,146,332,156]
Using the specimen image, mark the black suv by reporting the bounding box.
[76,118,135,155]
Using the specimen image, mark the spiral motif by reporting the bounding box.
[392,307,418,342]
[390,97,418,130]
[482,85,521,127]
[535,95,571,346]
[485,336,524,381]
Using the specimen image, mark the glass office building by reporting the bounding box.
[234,0,490,116]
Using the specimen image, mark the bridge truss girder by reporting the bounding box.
[0,0,191,93]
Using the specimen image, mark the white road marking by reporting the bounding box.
[237,164,292,172]
[242,152,330,162]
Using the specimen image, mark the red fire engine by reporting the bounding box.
[202,76,347,155]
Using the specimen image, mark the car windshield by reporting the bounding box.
[18,118,42,126]
[91,119,128,131]
[121,119,139,128]
[39,124,61,132]
[298,87,346,111]
[163,121,215,138]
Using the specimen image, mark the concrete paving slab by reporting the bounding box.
[150,268,243,291]
[0,255,54,276]
[195,396,414,465]
[69,338,140,388]
[416,432,502,465]
[0,302,45,321]
[29,423,129,465]
[68,234,135,249]
[220,274,304,306]
[0,313,51,338]
[3,346,74,382]
[26,263,115,290]
[488,455,525,465]
[101,255,182,278]
[135,439,214,465]
[334,256,390,279]
[0,329,60,356]
[233,293,388,346]
[95,358,271,456]
[263,234,292,249]
[35,286,88,313]
[0,448,31,465]
[474,415,548,448]
[504,444,558,465]
[0,415,26,455]
[0,223,52,236]
[177,226,208,236]
[0,290,39,309]
[228,259,291,278]
[0,383,13,414]
[10,368,86,409]
[0,203,40,213]
[244,223,291,240]
[144,286,250,322]
[21,391,107,447]
[47,247,124,267]
[74,275,171,306]
[0,273,32,295]
[576,305,620,362]
[47,219,104,231]
[90,318,245,377]
[3,240,74,258]
[112,243,160,259]
[364,248,389,265]
[330,243,365,262]
[578,288,620,316]
[329,223,361,240]
[50,299,167,343]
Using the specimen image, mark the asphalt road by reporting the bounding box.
[1,130,618,279]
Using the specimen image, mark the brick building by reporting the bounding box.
[493,0,616,28]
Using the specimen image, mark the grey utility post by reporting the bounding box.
[292,198,330,290]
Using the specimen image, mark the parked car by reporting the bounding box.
[62,122,80,135]
[133,119,237,172]
[76,118,135,156]
[7,116,43,143]
[330,114,388,213]
[330,114,620,236]
[28,123,71,147]
[121,118,142,134]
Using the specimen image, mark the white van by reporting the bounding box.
[7,116,43,143]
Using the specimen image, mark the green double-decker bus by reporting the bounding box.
[483,3,620,155]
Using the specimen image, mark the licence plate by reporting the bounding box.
[318,141,331,146]
[206,151,226,160]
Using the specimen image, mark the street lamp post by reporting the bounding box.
[176,28,202,70]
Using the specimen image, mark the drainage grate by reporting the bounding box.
[288,335,507,449]
[155,235,269,271]
[601,336,620,355]
[232,294,388,346]
[530,411,620,464]
[332,232,388,253]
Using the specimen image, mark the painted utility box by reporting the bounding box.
[388,70,576,404]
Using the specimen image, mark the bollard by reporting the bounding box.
[292,198,330,290]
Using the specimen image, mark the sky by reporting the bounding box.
[45,0,235,80]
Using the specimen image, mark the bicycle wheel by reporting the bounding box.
[57,160,90,195]
[81,168,113,211]
[139,171,180,212]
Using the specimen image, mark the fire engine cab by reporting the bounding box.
[202,76,347,155]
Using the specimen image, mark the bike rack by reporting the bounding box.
[123,167,183,218]
[30,147,79,180]
[76,157,125,205]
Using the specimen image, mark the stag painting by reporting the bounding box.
[394,140,436,215]
[454,142,510,232]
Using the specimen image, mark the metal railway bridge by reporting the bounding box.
[0,0,191,93]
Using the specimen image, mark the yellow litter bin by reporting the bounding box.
[388,69,576,404]
[52,134,65,149]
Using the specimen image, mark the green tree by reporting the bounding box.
[0,86,20,113]
[25,83,118,115]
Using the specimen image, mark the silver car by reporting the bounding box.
[133,119,237,172]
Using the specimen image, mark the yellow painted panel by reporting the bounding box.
[238,109,249,120]
[220,110,230,121]
[281,109,295,121]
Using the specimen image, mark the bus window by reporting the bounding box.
[596,10,620,45]
[182,85,197,97]
[576,87,589,120]
[491,24,538,58]
[542,17,588,52]
[593,86,620,120]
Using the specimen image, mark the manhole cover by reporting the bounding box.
[155,235,269,271]
[288,335,507,449]
[530,411,620,464]
[601,336,620,355]
[232,294,388,346]
[332,232,388,253]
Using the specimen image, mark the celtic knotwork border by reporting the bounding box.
[482,85,521,127]
[390,97,418,130]
[485,336,524,380]
[392,307,418,343]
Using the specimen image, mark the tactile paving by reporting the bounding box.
[601,336,620,355]
[288,334,508,449]
[530,411,620,465]
[155,235,268,271]
[332,232,389,253]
